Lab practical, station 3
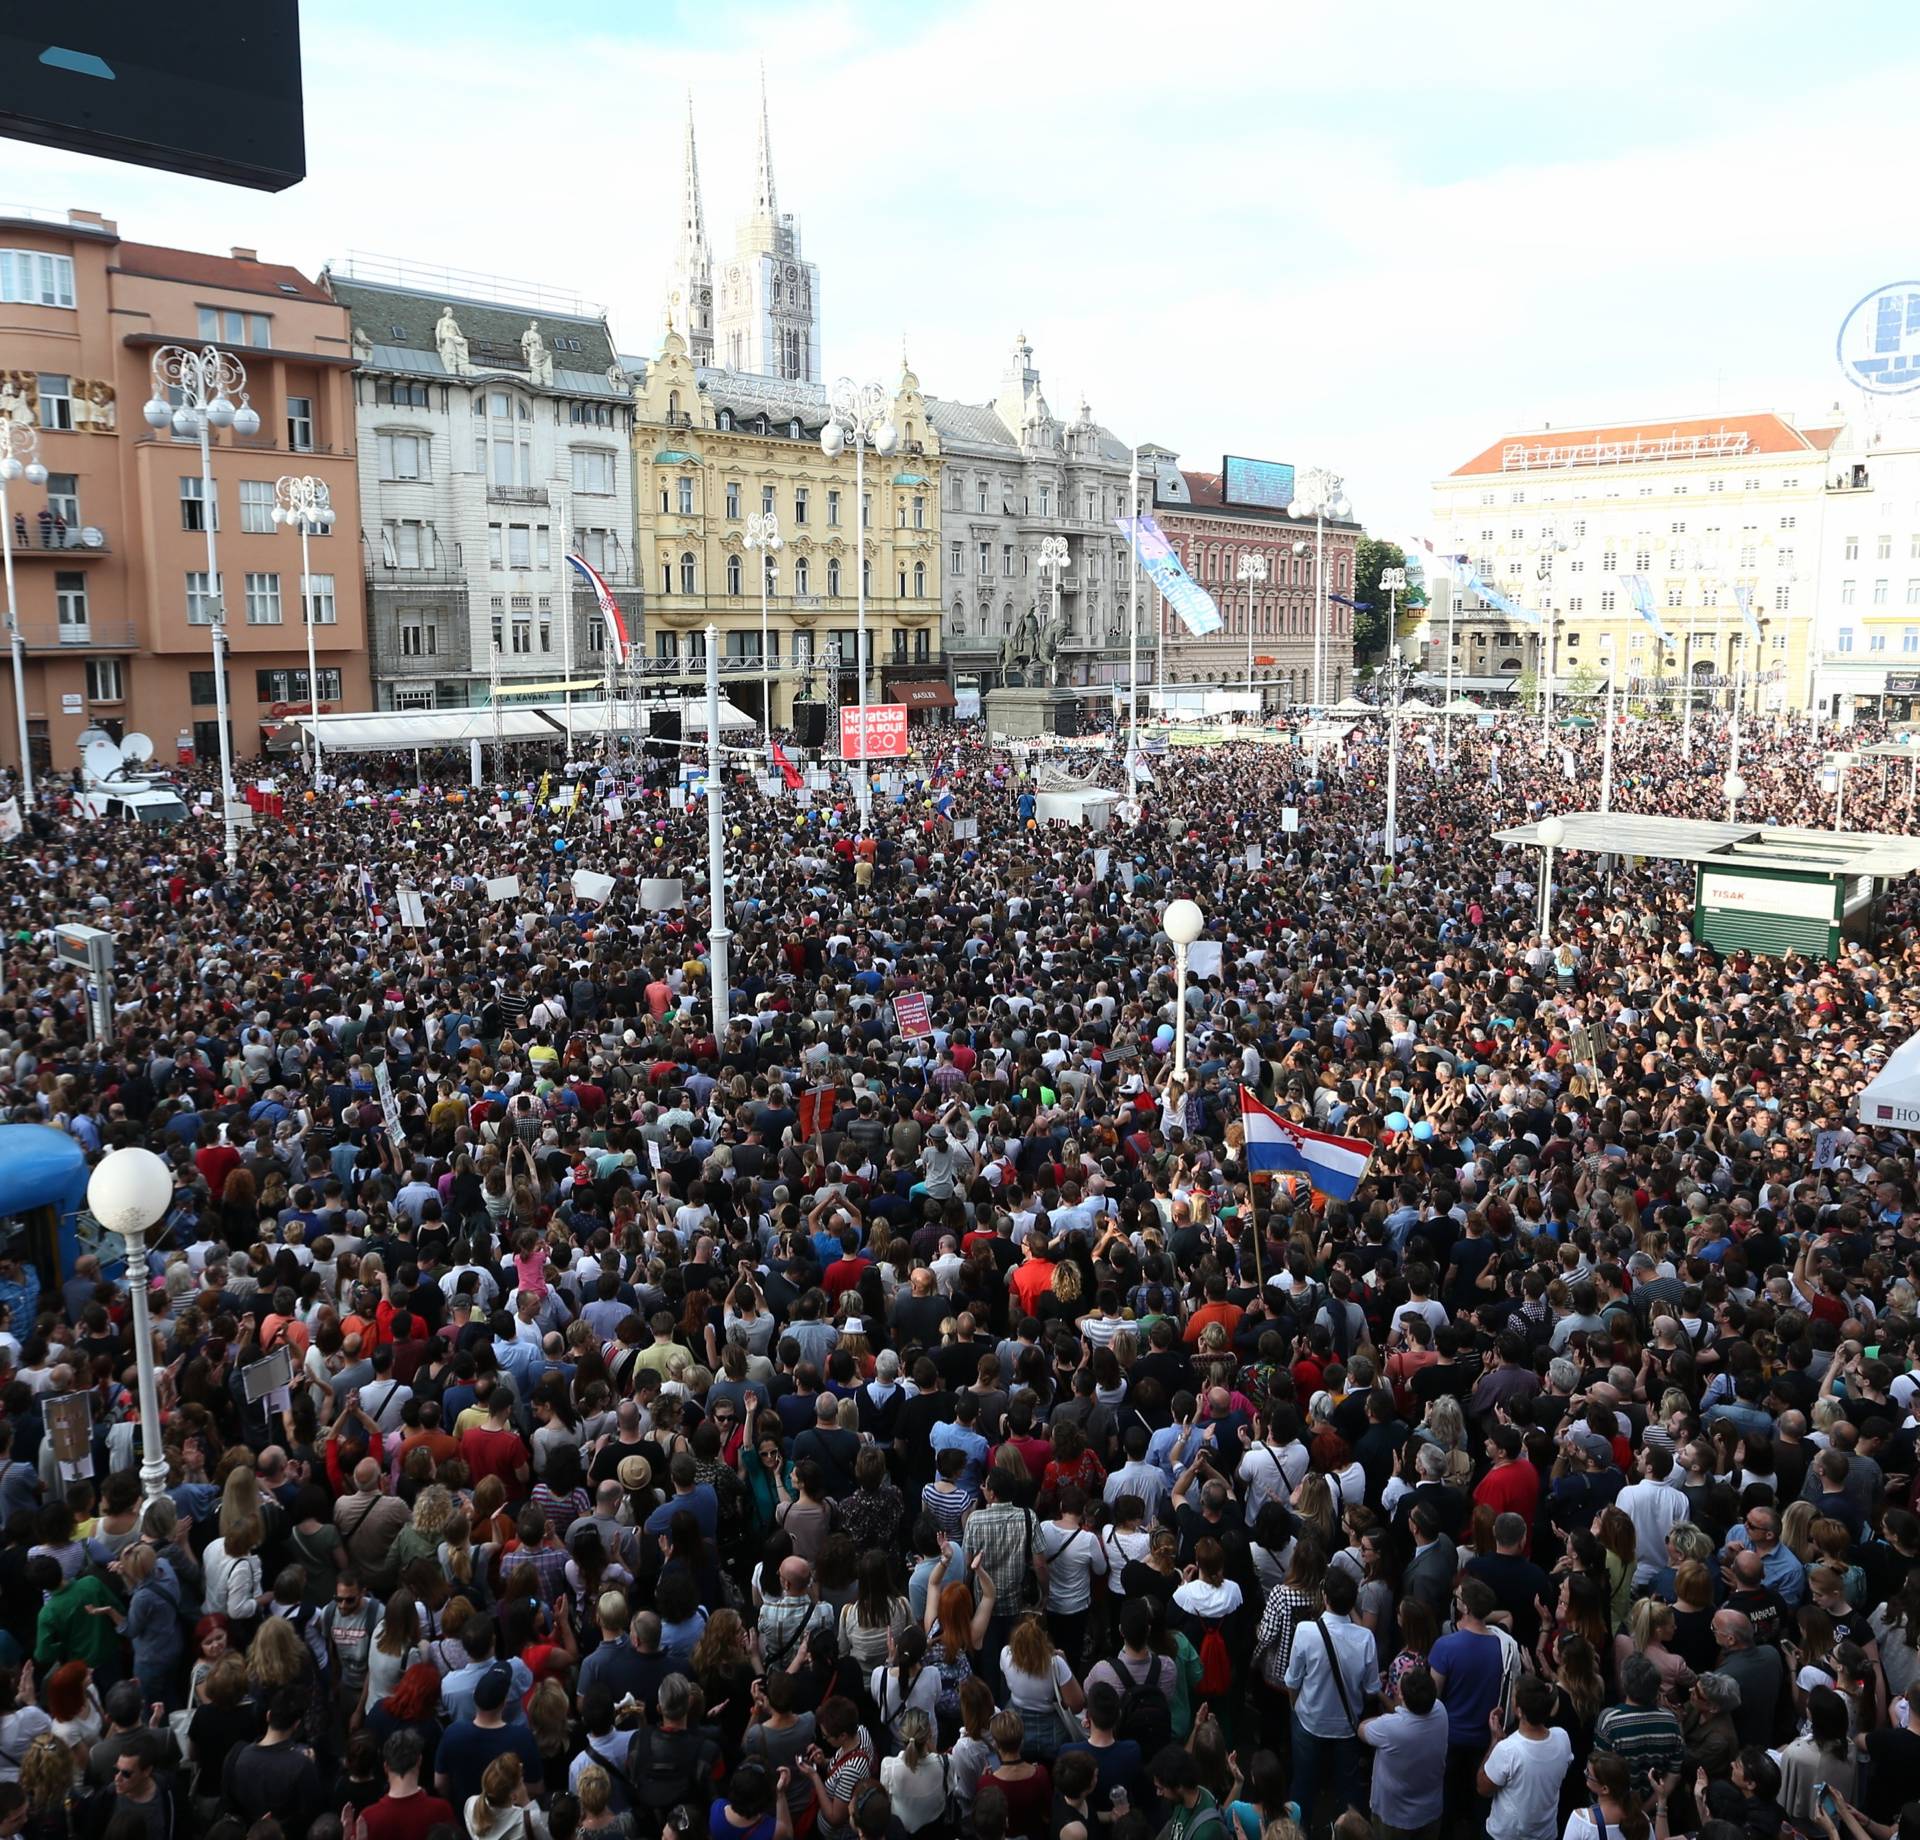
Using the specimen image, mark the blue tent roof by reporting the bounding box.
[0,1122,87,1215]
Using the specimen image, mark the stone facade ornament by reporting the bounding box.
[434,307,471,376]
[521,321,553,387]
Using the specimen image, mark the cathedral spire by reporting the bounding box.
[679,91,709,266]
[752,62,777,221]
[666,90,713,365]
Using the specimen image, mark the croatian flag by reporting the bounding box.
[358,867,386,930]
[933,789,955,819]
[565,554,631,669]
[1239,1089,1371,1200]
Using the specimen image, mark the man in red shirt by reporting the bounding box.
[1473,1425,1540,1546]
[194,1134,241,1198]
[457,1391,531,1497]
[822,1228,869,1302]
[1182,1272,1244,1345]
[1008,1231,1058,1317]
[358,1729,454,1840]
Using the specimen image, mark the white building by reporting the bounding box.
[665,80,820,384]
[1809,412,1920,720]
[326,259,640,710]
[1429,411,1839,711]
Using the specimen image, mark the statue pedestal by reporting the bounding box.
[985,686,1082,739]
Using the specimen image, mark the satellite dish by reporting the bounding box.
[75,725,112,753]
[80,527,104,549]
[121,732,154,764]
[82,737,125,785]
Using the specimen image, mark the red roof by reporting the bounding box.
[1182,470,1225,505]
[113,242,330,303]
[1452,412,1827,476]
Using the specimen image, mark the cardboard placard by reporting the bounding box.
[572,869,615,905]
[757,776,781,798]
[646,1137,664,1170]
[667,786,687,809]
[641,878,685,911]
[1187,942,1223,979]
[1093,848,1110,881]
[395,888,428,929]
[373,1058,407,1151]
[485,875,521,903]
[894,991,933,1038]
[952,817,978,840]
[45,1391,92,1465]
[840,706,910,760]
[1245,846,1264,871]
[1281,808,1299,834]
[242,1344,294,1407]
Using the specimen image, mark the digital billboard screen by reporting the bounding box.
[1222,456,1296,512]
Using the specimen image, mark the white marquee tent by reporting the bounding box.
[1858,1030,1920,1130]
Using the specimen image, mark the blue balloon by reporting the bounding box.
[1385,1111,1409,1133]
[1411,1120,1435,1142]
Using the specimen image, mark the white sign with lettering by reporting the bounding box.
[1698,872,1835,922]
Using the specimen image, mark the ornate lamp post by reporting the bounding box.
[272,475,336,787]
[0,410,48,805]
[1287,469,1350,707]
[144,347,262,868]
[1535,814,1566,944]
[86,1148,174,1501]
[1237,553,1269,704]
[1375,645,1418,864]
[819,379,897,825]
[743,511,782,761]
[1037,534,1070,679]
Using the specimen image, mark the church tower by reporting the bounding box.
[713,71,821,383]
[665,94,714,366]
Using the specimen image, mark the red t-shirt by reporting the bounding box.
[1473,1459,1541,1547]
[1009,1258,1056,1316]
[361,1792,457,1840]
[195,1142,242,1196]
[823,1255,869,1301]
[459,1425,530,1492]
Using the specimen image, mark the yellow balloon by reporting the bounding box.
[654,836,665,849]
[733,826,742,838]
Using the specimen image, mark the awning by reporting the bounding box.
[654,449,696,464]
[892,472,931,486]
[493,677,605,700]
[290,697,756,753]
[889,682,955,708]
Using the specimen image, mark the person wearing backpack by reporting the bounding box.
[1147,1744,1232,1840]
[623,1672,722,1818]
[1085,1600,1176,1764]
[1280,1567,1381,1824]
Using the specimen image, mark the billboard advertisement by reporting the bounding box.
[840,705,910,760]
[1222,456,1297,511]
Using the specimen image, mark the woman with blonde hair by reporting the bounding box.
[464,1749,537,1840]
[390,1483,454,1576]
[880,1705,949,1836]
[246,1614,317,1704]
[201,1467,267,1642]
[575,1762,629,1835]
[1615,1596,1692,1697]
[1781,1498,1821,1565]
[1290,1474,1337,1554]
[524,1678,571,1781]
[18,1731,76,1836]
[366,1586,425,1715]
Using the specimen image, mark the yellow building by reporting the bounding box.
[629,328,945,731]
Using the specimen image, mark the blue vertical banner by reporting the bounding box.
[1114,514,1223,636]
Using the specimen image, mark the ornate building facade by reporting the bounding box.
[928,336,1139,694]
[666,80,820,385]
[1147,452,1359,707]
[627,327,944,729]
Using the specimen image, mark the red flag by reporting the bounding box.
[771,742,803,793]
[796,1087,836,1139]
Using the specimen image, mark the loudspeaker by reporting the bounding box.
[792,702,827,746]
[649,704,682,744]
[1051,698,1080,737]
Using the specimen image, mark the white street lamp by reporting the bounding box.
[272,475,336,789]
[146,346,261,869]
[1821,760,1849,832]
[1534,530,1568,752]
[820,379,897,826]
[1535,814,1566,945]
[1038,534,1071,679]
[1723,771,1747,824]
[702,623,731,1045]
[743,512,782,763]
[1237,553,1269,706]
[1287,469,1350,707]
[1162,897,1204,1088]
[1378,646,1416,864]
[0,410,49,807]
[1598,635,1617,816]
[86,1148,174,1501]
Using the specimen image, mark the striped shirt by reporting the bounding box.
[1592,1703,1685,1796]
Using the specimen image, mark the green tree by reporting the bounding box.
[1352,537,1426,661]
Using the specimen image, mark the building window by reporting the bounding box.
[1780,515,1796,530]
[1775,585,1792,611]
[913,561,926,597]
[1880,533,1895,560]
[36,374,73,431]
[1002,544,1014,576]
[828,489,842,527]
[0,249,74,307]
[187,670,228,705]
[84,658,123,702]
[862,558,872,597]
[680,552,696,594]
[1875,579,1890,605]
[912,494,926,529]
[1038,486,1052,517]
[762,484,776,516]
[977,542,989,577]
[675,476,695,516]
[385,520,429,569]
[1904,628,1919,655]
[726,553,742,595]
[179,476,217,533]
[510,617,532,655]
[725,481,740,519]
[46,472,78,525]
[949,542,962,577]
[400,620,437,657]
[244,572,283,624]
[794,487,809,526]
[1870,631,1888,653]
[378,432,427,481]
[299,573,336,624]
[568,400,613,426]
[186,571,222,624]
[55,572,87,633]
[716,409,732,431]
[828,558,842,597]
[377,378,431,407]
[197,306,270,346]
[914,628,930,662]
[240,480,278,533]
[1842,580,1856,604]
[655,631,678,660]
[1838,627,1854,652]
[570,448,614,493]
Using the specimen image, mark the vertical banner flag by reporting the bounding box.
[0,797,20,842]
[1734,582,1762,643]
[1620,574,1672,644]
[358,867,386,929]
[1411,536,1539,627]
[1114,513,1223,636]
[1559,746,1577,781]
[565,554,631,668]
[770,741,804,792]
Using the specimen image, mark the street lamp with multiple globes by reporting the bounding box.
[1287,469,1350,707]
[819,379,897,825]
[85,1147,174,1501]
[1374,645,1418,865]
[1037,534,1070,671]
[1535,814,1566,945]
[144,346,262,869]
[272,475,336,788]
[1237,553,1269,704]
[1162,897,1204,1088]
[0,408,48,806]
[742,511,782,762]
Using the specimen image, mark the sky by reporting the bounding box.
[6,0,1916,537]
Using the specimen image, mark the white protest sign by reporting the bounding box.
[1094,848,1110,881]
[485,875,521,903]
[572,869,615,905]
[757,776,781,798]
[952,817,978,839]
[395,888,428,929]
[1187,941,1224,979]
[0,797,20,843]
[646,1137,664,1170]
[1281,808,1299,833]
[1245,845,1264,870]
[641,878,685,911]
[667,786,686,809]
[808,769,832,791]
[372,1058,408,1152]
[604,797,626,822]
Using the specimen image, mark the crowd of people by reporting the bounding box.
[1,689,1919,1840]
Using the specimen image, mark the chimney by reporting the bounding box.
[67,208,117,235]
[230,246,258,262]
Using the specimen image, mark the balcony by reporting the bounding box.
[19,618,137,650]
[4,522,109,557]
[664,410,693,429]
[485,484,549,508]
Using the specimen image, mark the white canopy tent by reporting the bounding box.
[287,698,754,755]
[1858,1030,1920,1130]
